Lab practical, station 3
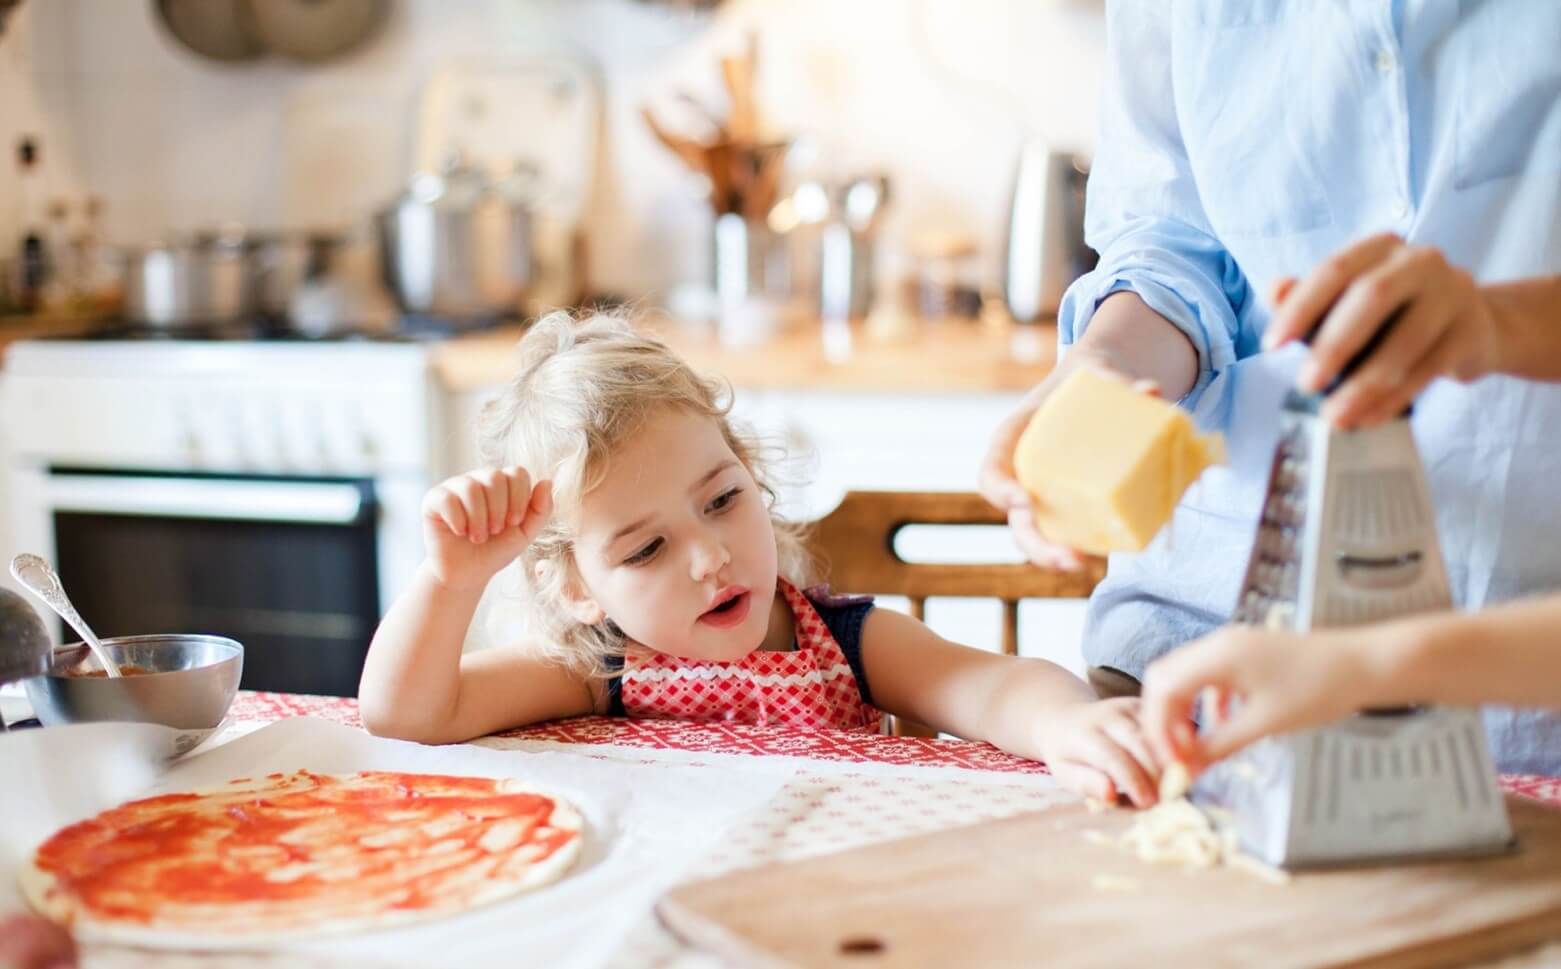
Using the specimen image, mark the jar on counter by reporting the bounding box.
[909,229,981,323]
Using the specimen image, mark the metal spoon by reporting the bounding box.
[8,554,122,678]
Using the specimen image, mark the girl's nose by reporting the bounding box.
[689,533,732,581]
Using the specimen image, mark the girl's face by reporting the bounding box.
[570,407,780,661]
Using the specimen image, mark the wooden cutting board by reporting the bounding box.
[658,795,1561,969]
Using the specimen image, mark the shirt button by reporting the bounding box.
[1375,49,1396,73]
[1391,198,1409,219]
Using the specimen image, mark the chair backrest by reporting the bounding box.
[807,490,1105,657]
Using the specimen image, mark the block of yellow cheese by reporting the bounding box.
[1013,368,1225,556]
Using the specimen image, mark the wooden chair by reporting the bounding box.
[807,491,1106,737]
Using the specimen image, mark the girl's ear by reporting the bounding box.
[538,559,606,626]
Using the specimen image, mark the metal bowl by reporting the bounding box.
[24,634,243,731]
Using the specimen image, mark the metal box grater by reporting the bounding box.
[1191,389,1514,868]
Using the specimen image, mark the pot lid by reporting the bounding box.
[155,0,264,63]
[243,0,388,63]
[394,152,493,210]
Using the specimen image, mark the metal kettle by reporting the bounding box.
[1001,140,1095,324]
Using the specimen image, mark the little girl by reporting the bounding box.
[359,313,1165,807]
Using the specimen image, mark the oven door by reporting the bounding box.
[32,470,381,697]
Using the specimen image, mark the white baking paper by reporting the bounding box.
[0,717,794,968]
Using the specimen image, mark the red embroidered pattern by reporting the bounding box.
[225,693,1561,799]
[227,693,1046,773]
[617,580,881,732]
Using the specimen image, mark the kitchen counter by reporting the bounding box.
[431,318,1059,394]
[0,315,103,359]
[0,314,1059,395]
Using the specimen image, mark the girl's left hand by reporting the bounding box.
[1035,697,1163,808]
[1262,233,1500,429]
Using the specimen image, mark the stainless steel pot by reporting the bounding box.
[252,230,349,323]
[123,229,257,327]
[375,156,539,320]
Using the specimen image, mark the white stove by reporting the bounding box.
[1,336,461,696]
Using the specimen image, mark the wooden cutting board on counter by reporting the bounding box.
[658,795,1561,969]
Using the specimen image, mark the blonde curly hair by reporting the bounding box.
[477,311,815,677]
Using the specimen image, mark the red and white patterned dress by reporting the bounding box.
[614,579,882,732]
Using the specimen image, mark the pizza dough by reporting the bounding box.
[19,770,584,948]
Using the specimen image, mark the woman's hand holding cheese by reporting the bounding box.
[980,364,1170,569]
[980,374,1108,572]
[981,291,1201,570]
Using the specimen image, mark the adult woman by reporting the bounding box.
[980,1,1561,772]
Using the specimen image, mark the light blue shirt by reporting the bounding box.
[1060,0,1561,773]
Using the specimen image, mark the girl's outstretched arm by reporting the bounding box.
[859,608,1165,806]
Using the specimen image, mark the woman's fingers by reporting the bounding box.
[1197,698,1290,764]
[1142,630,1255,769]
[1007,507,1085,571]
[1268,275,1299,308]
[1298,248,1426,394]
[1265,233,1404,350]
[1322,286,1451,428]
[1141,665,1210,768]
[978,406,1036,510]
[1352,326,1463,429]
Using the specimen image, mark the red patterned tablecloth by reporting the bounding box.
[97,691,1561,969]
[228,690,1048,774]
[228,691,1561,803]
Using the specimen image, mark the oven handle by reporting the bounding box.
[47,475,369,525]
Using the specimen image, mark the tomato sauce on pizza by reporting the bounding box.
[25,770,584,939]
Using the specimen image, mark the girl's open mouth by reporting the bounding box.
[698,590,751,628]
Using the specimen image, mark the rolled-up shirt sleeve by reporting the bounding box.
[1058,0,1253,409]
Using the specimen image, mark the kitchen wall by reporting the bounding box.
[0,0,1104,304]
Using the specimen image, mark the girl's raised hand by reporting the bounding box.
[421,466,553,591]
[1035,697,1164,808]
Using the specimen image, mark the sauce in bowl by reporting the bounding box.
[61,664,156,678]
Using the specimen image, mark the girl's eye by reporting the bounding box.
[707,487,742,513]
[623,538,662,566]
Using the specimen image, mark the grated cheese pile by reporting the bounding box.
[1085,762,1291,886]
